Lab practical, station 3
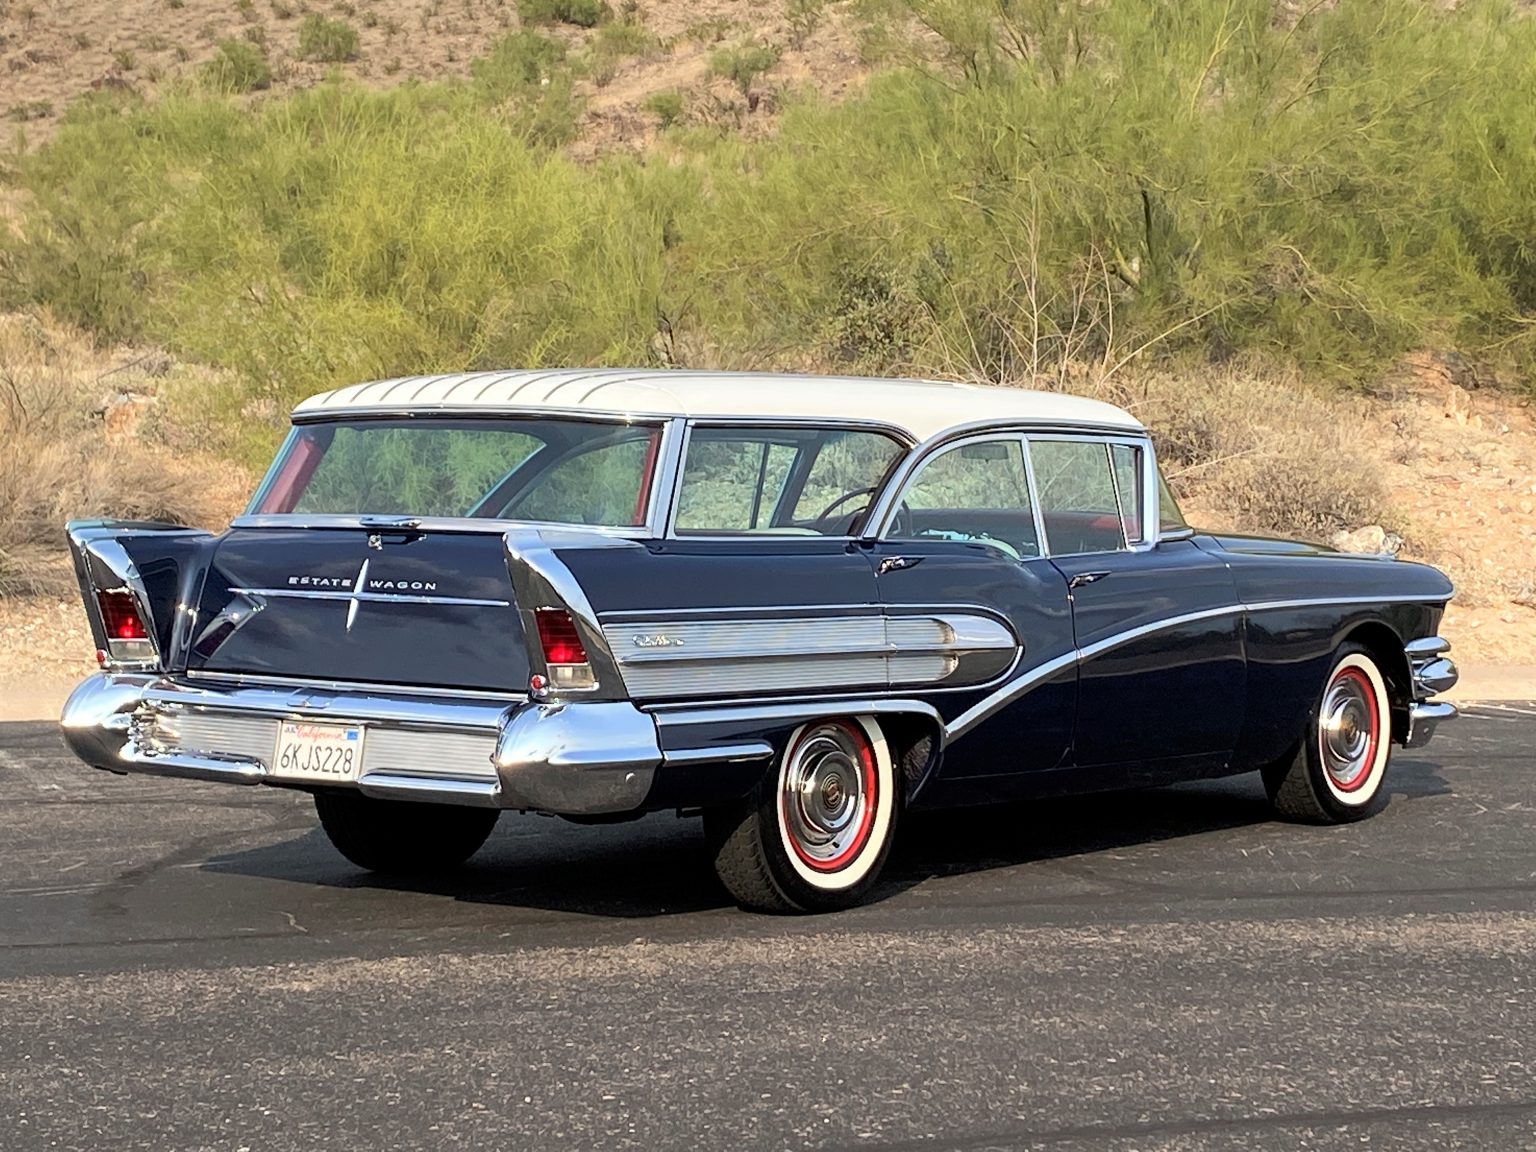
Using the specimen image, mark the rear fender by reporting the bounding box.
[66,520,217,672]
[502,528,643,704]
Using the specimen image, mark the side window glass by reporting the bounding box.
[887,438,1039,560]
[1158,469,1190,534]
[506,434,655,526]
[675,435,797,532]
[1030,439,1128,555]
[790,431,907,528]
[1109,443,1144,544]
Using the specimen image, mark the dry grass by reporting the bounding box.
[948,354,1394,544]
[0,313,252,598]
[1086,364,1393,541]
[0,0,875,153]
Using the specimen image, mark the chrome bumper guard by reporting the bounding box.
[60,674,662,815]
[1404,636,1458,750]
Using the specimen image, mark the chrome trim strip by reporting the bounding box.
[181,669,525,703]
[660,742,776,764]
[605,612,1018,696]
[945,596,1456,741]
[226,586,511,609]
[231,513,660,540]
[601,602,882,622]
[1246,594,1455,610]
[653,698,946,731]
[357,773,502,808]
[144,678,516,730]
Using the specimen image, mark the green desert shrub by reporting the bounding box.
[470,30,582,144]
[516,0,607,29]
[297,13,359,61]
[708,41,779,93]
[642,88,683,127]
[202,39,273,91]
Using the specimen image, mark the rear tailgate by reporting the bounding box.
[188,528,528,692]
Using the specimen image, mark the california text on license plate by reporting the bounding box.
[273,721,364,782]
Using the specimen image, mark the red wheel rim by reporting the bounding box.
[1319,665,1380,793]
[780,719,879,873]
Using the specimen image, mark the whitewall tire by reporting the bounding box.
[705,715,899,912]
[1263,644,1393,823]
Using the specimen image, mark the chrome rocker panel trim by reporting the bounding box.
[60,673,664,816]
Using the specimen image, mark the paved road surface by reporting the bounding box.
[1,706,1533,1150]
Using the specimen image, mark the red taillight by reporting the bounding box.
[94,588,156,667]
[532,608,596,694]
[535,608,588,666]
[97,591,149,641]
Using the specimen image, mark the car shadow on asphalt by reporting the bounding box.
[201,756,1453,919]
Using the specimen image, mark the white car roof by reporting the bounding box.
[295,369,1143,443]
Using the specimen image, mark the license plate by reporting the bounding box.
[272,721,364,783]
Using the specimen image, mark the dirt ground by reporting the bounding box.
[1373,358,1536,665]
[0,0,873,150]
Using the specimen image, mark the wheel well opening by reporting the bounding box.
[873,713,944,803]
[1342,621,1411,741]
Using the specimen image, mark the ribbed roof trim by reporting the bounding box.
[294,370,1144,442]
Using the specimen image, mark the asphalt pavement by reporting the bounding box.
[1,705,1534,1151]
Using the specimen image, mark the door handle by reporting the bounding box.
[877,555,921,575]
[1068,570,1110,589]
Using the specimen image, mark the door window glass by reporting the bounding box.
[675,434,798,532]
[1030,439,1128,555]
[887,438,1039,559]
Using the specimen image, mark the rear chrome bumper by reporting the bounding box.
[59,673,662,815]
[1404,636,1458,749]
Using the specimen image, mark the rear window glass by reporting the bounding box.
[250,418,663,526]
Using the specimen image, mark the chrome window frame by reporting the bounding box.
[866,422,1166,558]
[660,418,916,542]
[235,411,687,539]
[872,431,1044,560]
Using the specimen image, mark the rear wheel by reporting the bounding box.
[313,790,500,874]
[1263,644,1392,823]
[704,716,897,913]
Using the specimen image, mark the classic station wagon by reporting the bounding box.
[61,371,1459,911]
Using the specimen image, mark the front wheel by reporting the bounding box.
[313,790,500,874]
[1262,644,1393,823]
[704,716,898,913]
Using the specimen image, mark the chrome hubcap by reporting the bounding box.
[782,723,872,868]
[1320,670,1377,790]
